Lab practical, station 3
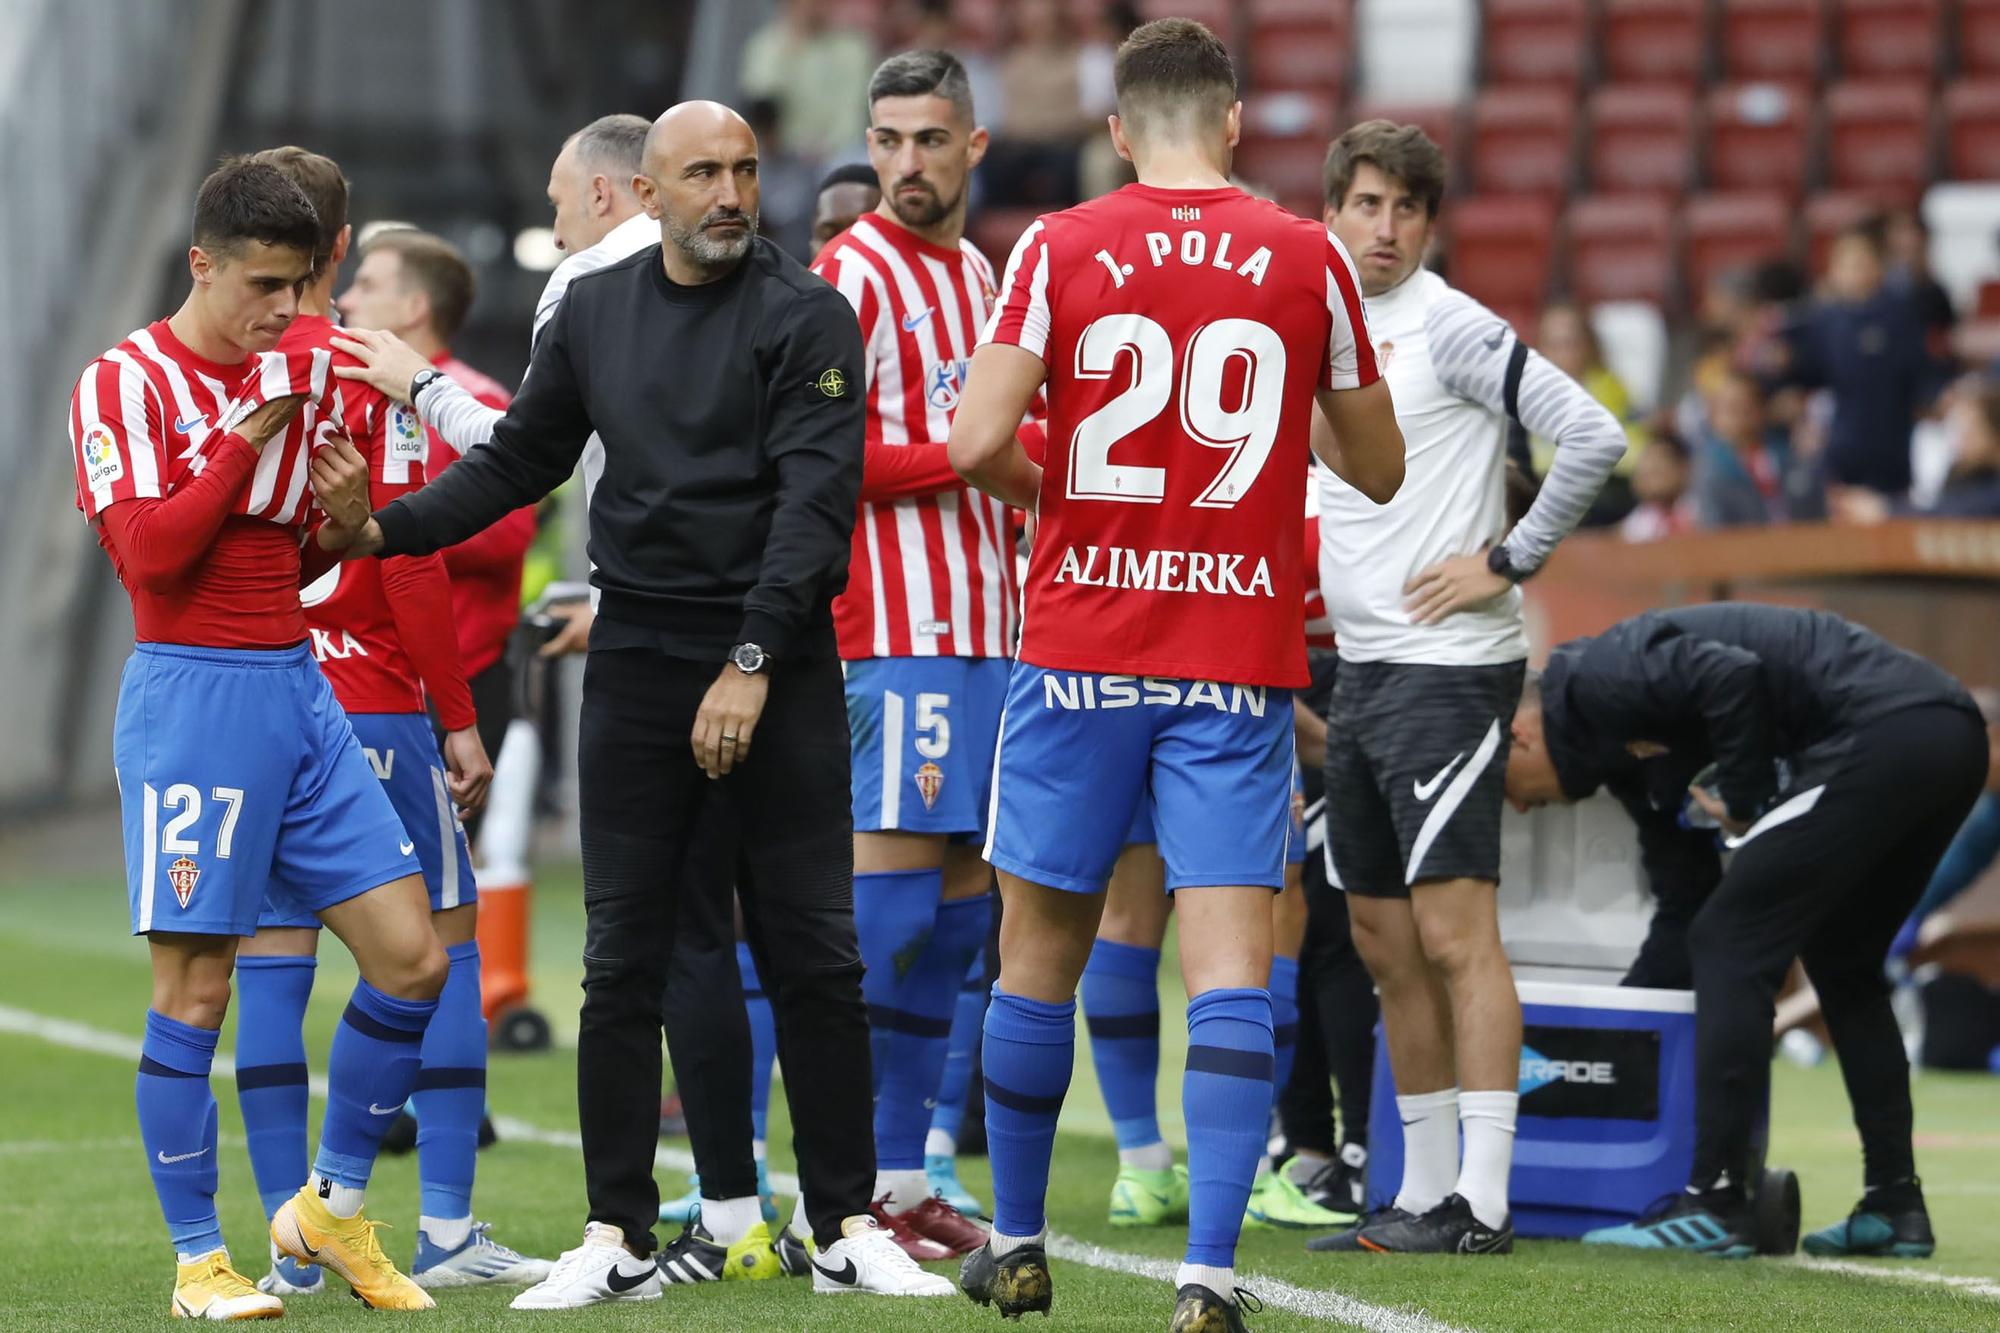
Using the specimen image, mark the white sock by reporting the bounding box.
[420,1214,473,1250]
[925,1127,957,1158]
[1391,1087,1460,1216]
[875,1168,928,1214]
[1119,1141,1173,1172]
[1284,1149,1333,1188]
[701,1194,762,1246]
[752,1139,766,1164]
[1175,1262,1235,1296]
[308,1172,365,1219]
[179,1244,228,1266]
[988,1225,1045,1258]
[1455,1090,1518,1229]
[787,1195,811,1243]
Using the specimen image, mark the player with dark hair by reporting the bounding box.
[813,162,884,252]
[69,154,445,1316]
[946,19,1403,1330]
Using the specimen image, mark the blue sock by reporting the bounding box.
[1183,987,1274,1269]
[313,979,437,1192]
[854,867,943,1098]
[1081,939,1163,1152]
[137,1010,224,1260]
[414,941,485,1222]
[983,988,1076,1238]
[1270,954,1301,1104]
[875,893,992,1169]
[930,946,988,1147]
[232,955,317,1218]
[737,941,776,1149]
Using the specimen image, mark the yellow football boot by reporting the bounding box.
[170,1250,284,1320]
[271,1187,435,1311]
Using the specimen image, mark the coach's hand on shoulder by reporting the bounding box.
[330,328,431,406]
[442,726,494,817]
[1403,551,1511,625]
[691,664,770,780]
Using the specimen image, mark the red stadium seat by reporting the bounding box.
[1965,0,2000,78]
[1466,88,1576,200]
[1683,191,1795,297]
[1247,0,1352,21]
[1718,0,1827,84]
[1237,91,1340,209]
[1347,101,1460,161]
[1823,80,1934,193]
[1835,0,1942,80]
[1447,195,1558,312]
[1601,0,1708,87]
[1137,0,1235,35]
[1566,194,1678,305]
[1483,0,1593,88]
[1705,82,1817,195]
[1802,191,1898,272]
[1248,16,1352,94]
[1943,80,2000,179]
[1978,279,2000,318]
[968,208,1044,272]
[1587,84,1699,196]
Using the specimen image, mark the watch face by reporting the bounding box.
[733,644,764,672]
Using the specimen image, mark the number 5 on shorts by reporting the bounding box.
[886,689,952,760]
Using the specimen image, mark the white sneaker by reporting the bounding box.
[508,1223,661,1310]
[413,1221,555,1289]
[810,1215,955,1296]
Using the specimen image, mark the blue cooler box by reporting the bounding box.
[1363,980,1696,1238]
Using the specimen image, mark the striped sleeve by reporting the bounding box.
[1322,232,1379,390]
[980,219,1052,360]
[71,354,167,518]
[1426,288,1626,574]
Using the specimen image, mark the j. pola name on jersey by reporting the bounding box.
[1093,229,1274,289]
[1042,673,1269,716]
[1053,544,1276,598]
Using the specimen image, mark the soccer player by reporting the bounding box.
[228,148,550,1296]
[813,162,883,252]
[946,21,1403,1329]
[808,48,1018,1261]
[1307,121,1624,1257]
[69,156,447,1316]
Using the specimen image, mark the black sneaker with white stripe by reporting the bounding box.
[656,1220,731,1284]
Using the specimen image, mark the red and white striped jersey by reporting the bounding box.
[71,319,337,528]
[812,213,1019,659]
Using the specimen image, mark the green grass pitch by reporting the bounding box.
[1,862,1995,1331]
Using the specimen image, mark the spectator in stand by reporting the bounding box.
[981,0,1090,205]
[1881,207,1956,365]
[1620,435,1697,542]
[1076,2,1142,200]
[1682,262,1808,446]
[1779,219,1944,499]
[741,0,876,168]
[1691,368,1821,528]
[1832,375,2000,523]
[337,229,531,844]
[1534,301,1642,525]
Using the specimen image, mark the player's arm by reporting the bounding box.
[1311,381,1403,504]
[1293,696,1329,770]
[949,345,1046,510]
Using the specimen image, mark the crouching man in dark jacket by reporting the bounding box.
[1503,603,1986,1259]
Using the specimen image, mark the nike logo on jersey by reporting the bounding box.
[605,1263,657,1293]
[156,1147,209,1164]
[171,414,206,434]
[368,1103,401,1116]
[1413,753,1465,802]
[902,308,933,332]
[813,1255,860,1285]
[399,840,415,856]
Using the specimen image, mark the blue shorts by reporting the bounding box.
[258,712,475,929]
[114,643,419,937]
[1124,753,1303,865]
[847,656,1009,839]
[986,664,1295,894]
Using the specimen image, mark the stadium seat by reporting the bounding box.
[1246,0,1352,24]
[1978,279,2000,318]
[1565,194,1677,306]
[1482,0,1592,89]
[1683,191,1795,297]
[1705,82,1817,195]
[1237,92,1340,212]
[1347,100,1460,161]
[1834,0,1942,80]
[968,208,1044,272]
[1966,0,2000,77]
[1466,87,1576,199]
[1823,80,1934,193]
[1718,0,1827,84]
[1803,191,1898,272]
[1138,0,1235,34]
[1600,0,1708,87]
[1586,84,1699,197]
[1943,80,2000,180]
[1248,14,1352,94]
[1446,194,1557,315]
[1357,0,1479,103]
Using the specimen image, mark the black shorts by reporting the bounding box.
[1322,659,1525,898]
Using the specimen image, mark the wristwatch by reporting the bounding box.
[408,368,445,404]
[1486,544,1528,584]
[729,642,769,675]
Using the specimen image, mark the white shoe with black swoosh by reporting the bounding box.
[508,1223,662,1309]
[811,1216,955,1296]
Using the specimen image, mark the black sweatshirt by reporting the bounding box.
[1541,603,1977,825]
[372,237,864,663]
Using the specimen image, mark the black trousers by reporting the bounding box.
[1689,704,1987,1193]
[1284,812,1380,1155]
[576,647,870,1251]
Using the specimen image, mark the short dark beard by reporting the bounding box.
[662,206,758,274]
[888,178,960,231]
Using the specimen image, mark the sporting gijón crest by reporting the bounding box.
[914,761,944,811]
[167,856,201,909]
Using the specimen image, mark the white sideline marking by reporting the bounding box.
[13,1005,1998,1320]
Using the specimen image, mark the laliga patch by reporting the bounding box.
[82,423,125,488]
[914,761,945,811]
[167,856,201,910]
[387,404,425,460]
